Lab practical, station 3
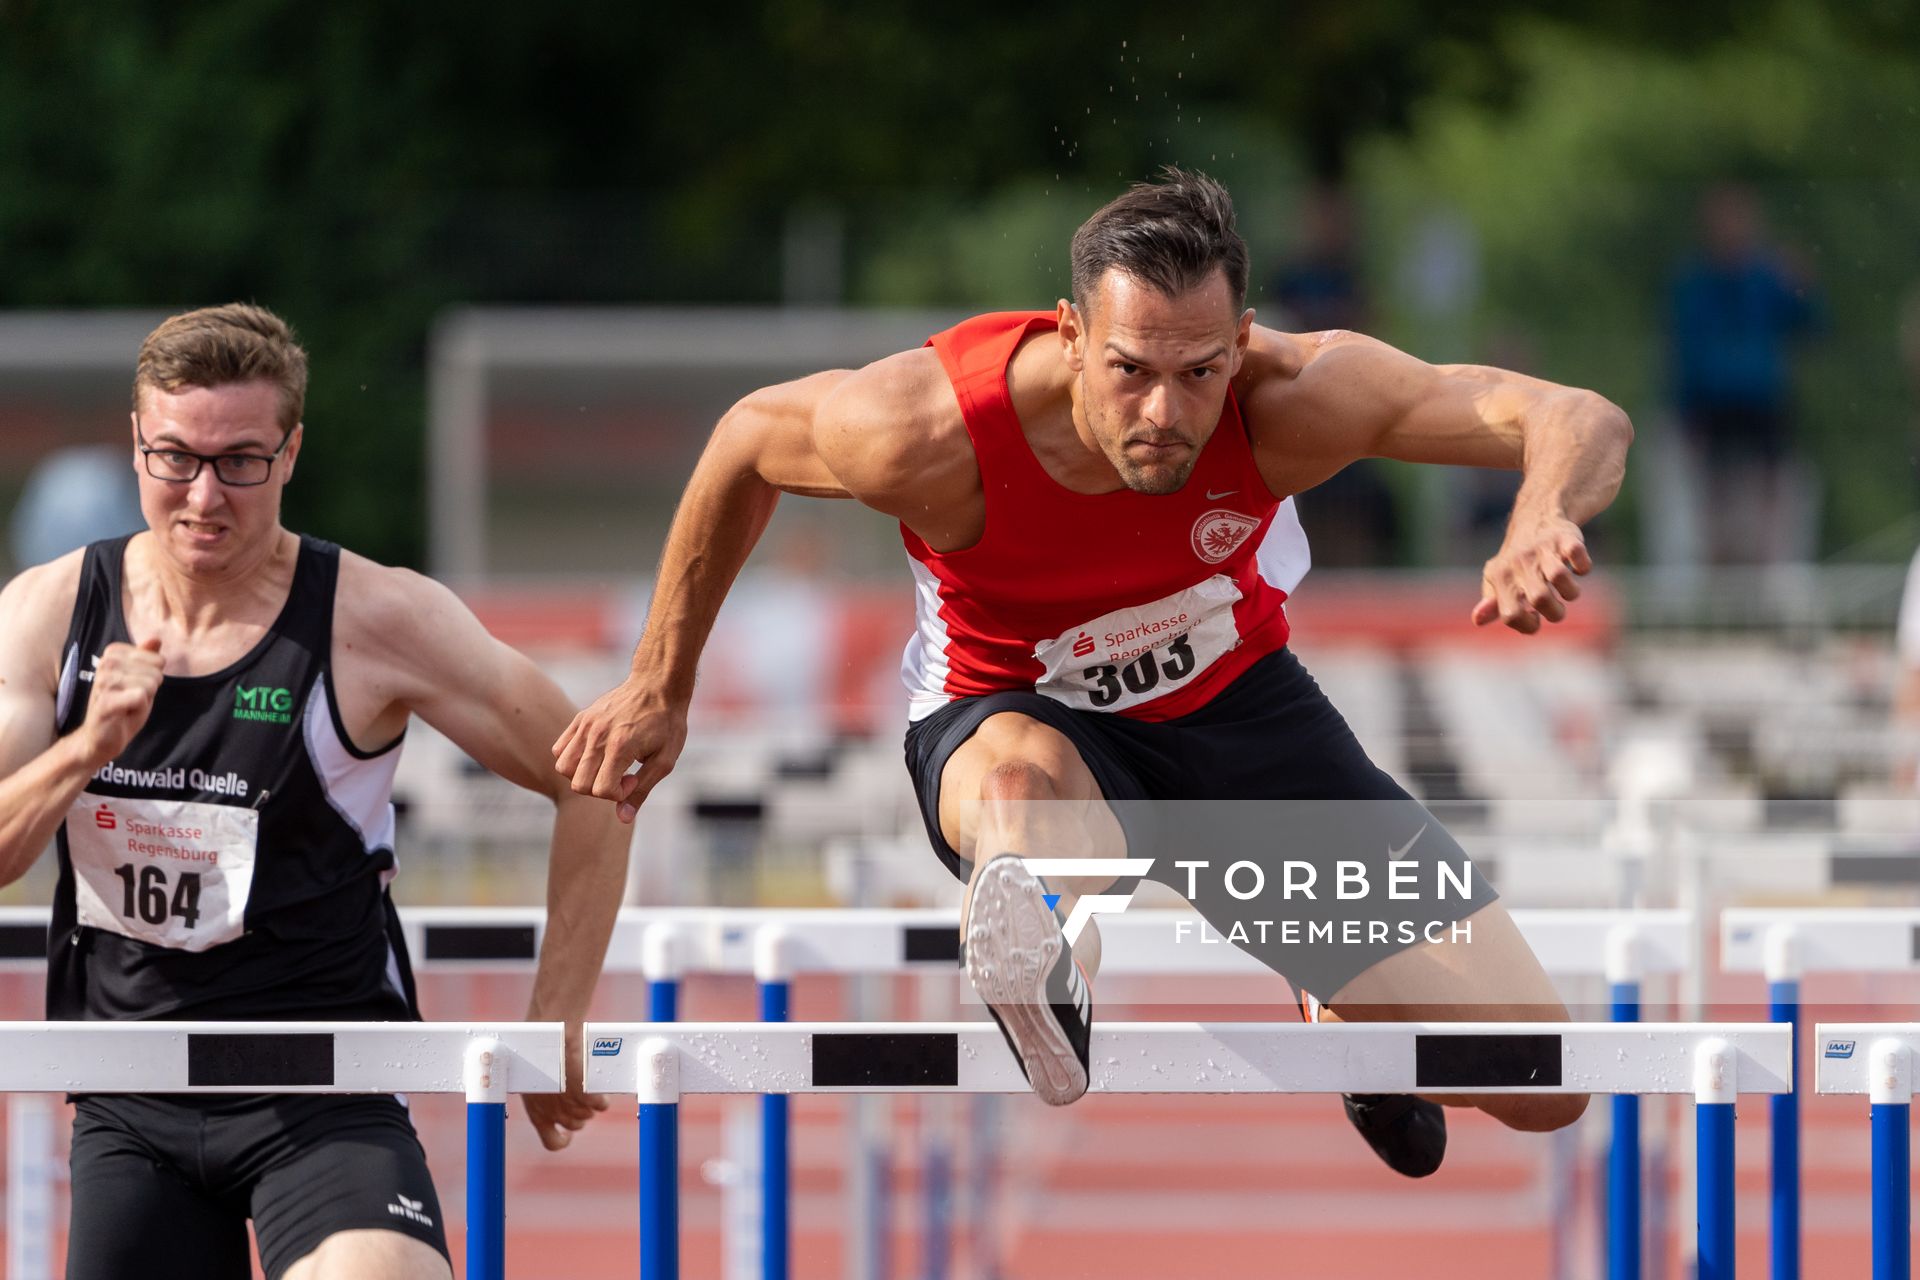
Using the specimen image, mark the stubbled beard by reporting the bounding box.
[1113,451,1198,495]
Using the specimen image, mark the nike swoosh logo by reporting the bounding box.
[1206,488,1238,500]
[1387,823,1429,860]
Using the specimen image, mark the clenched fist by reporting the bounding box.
[80,638,164,765]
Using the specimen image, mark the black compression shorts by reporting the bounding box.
[65,1092,449,1280]
[903,646,1500,999]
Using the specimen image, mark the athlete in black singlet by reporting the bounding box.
[0,304,630,1280]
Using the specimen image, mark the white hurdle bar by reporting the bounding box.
[0,1022,562,1280]
[588,1021,1789,1280]
[1815,1024,1920,1280]
[0,904,1693,1280]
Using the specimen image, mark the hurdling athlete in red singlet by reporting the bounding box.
[554,169,1632,1178]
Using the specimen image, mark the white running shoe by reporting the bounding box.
[963,854,1093,1106]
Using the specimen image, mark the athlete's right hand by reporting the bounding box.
[552,676,688,824]
[78,638,163,767]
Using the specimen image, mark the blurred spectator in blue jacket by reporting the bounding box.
[7,445,143,571]
[1668,183,1823,564]
[1271,183,1401,567]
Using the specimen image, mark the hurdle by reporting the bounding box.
[0,903,1697,1280]
[587,1020,1790,1280]
[1722,908,1920,1280]
[604,905,1692,1280]
[0,903,1699,1278]
[1814,1023,1920,1280]
[0,1021,562,1280]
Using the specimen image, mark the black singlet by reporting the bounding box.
[47,534,420,1023]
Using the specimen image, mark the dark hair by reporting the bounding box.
[1070,166,1249,312]
[134,303,308,432]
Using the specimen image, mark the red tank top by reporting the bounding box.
[901,311,1310,722]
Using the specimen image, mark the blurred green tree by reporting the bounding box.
[0,0,1912,563]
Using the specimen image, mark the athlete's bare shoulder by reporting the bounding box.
[332,550,469,665]
[0,550,87,681]
[1233,326,1416,494]
[1232,326,1371,418]
[813,346,981,544]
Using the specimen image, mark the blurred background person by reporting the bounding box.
[1666,182,1824,566]
[1268,182,1402,567]
[7,445,142,568]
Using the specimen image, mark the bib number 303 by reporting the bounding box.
[65,793,257,952]
[1083,633,1196,708]
[1031,575,1244,714]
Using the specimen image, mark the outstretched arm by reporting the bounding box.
[550,350,953,822]
[1250,332,1633,634]
[345,562,632,1150]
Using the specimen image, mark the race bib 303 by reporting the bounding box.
[1031,575,1244,713]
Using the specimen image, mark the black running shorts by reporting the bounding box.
[904,646,1500,998]
[65,1092,449,1280]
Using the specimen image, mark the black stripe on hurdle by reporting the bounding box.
[187,1034,335,1088]
[1910,924,1920,964]
[1414,1033,1562,1089]
[692,798,765,822]
[812,1033,959,1087]
[423,924,538,962]
[903,926,960,965]
[1831,854,1920,887]
[0,923,45,959]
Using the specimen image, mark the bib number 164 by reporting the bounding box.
[112,864,202,930]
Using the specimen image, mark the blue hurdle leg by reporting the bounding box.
[1871,1040,1912,1280]
[1609,979,1642,1280]
[760,978,791,1280]
[640,1040,681,1280]
[649,978,679,1023]
[1768,978,1800,1280]
[1872,1100,1909,1280]
[1695,1037,1738,1280]
[757,929,793,1280]
[922,1122,952,1280]
[464,1038,508,1280]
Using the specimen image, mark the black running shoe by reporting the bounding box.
[963,854,1093,1105]
[1295,985,1447,1178]
[1342,1092,1448,1178]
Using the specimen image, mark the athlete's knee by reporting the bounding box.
[1486,1092,1588,1133]
[979,758,1059,803]
[283,1230,451,1280]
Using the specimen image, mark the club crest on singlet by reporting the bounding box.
[1191,509,1262,564]
[1031,575,1245,713]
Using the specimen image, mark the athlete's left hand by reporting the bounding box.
[524,1023,610,1151]
[1472,517,1591,635]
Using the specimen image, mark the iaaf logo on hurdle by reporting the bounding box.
[1824,1039,1856,1060]
[1014,858,1156,944]
[591,1036,624,1057]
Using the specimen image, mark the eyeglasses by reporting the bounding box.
[135,418,293,487]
